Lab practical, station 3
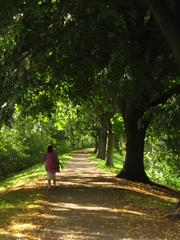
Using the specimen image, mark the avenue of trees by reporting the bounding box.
[0,1,179,188]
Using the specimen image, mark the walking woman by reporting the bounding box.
[43,145,62,189]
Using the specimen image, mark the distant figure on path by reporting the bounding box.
[43,145,62,189]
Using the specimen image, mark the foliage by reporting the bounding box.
[0,0,179,186]
[145,139,180,189]
[149,95,180,154]
[0,106,66,179]
[0,115,49,179]
[91,149,179,190]
[54,101,95,150]
[145,95,180,189]
[112,113,125,154]
[0,101,96,179]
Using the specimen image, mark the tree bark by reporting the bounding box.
[148,0,180,68]
[106,119,114,166]
[114,134,123,155]
[97,114,108,160]
[93,133,98,154]
[117,108,150,183]
[96,127,107,159]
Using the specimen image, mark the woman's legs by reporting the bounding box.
[52,172,56,186]
[53,179,56,186]
[47,172,56,188]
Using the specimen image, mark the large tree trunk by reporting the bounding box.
[117,108,150,183]
[148,0,180,68]
[106,119,114,166]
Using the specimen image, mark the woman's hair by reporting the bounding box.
[47,145,53,152]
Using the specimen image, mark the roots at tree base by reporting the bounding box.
[116,169,150,184]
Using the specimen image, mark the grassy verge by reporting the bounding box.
[89,152,124,175]
[90,152,179,190]
[0,153,72,193]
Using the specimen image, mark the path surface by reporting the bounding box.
[0,153,179,240]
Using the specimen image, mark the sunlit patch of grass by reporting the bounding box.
[90,152,124,174]
[0,164,46,193]
[61,153,72,163]
[90,152,179,191]
[0,153,71,193]
[146,165,180,190]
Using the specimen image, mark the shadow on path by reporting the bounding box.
[0,153,179,240]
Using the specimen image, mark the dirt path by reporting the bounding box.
[0,153,179,240]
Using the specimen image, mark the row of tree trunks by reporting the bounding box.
[96,113,114,166]
[93,1,180,185]
[95,107,150,183]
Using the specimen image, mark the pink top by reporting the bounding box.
[44,152,58,173]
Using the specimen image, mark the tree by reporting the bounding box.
[106,117,114,166]
[148,0,180,68]
[1,0,179,184]
[100,3,180,182]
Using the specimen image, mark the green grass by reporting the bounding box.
[90,152,179,190]
[90,152,124,175]
[0,153,71,193]
[0,164,45,193]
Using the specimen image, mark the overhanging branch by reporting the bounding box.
[148,0,180,69]
[147,85,180,109]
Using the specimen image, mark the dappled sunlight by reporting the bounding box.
[0,153,179,240]
[0,229,11,235]
[11,223,38,231]
[59,153,178,203]
[27,203,43,210]
[0,186,6,193]
[0,164,46,195]
[49,202,148,217]
[39,213,65,220]
[0,225,41,240]
[114,179,179,202]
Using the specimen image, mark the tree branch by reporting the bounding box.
[148,0,180,69]
[147,85,180,109]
